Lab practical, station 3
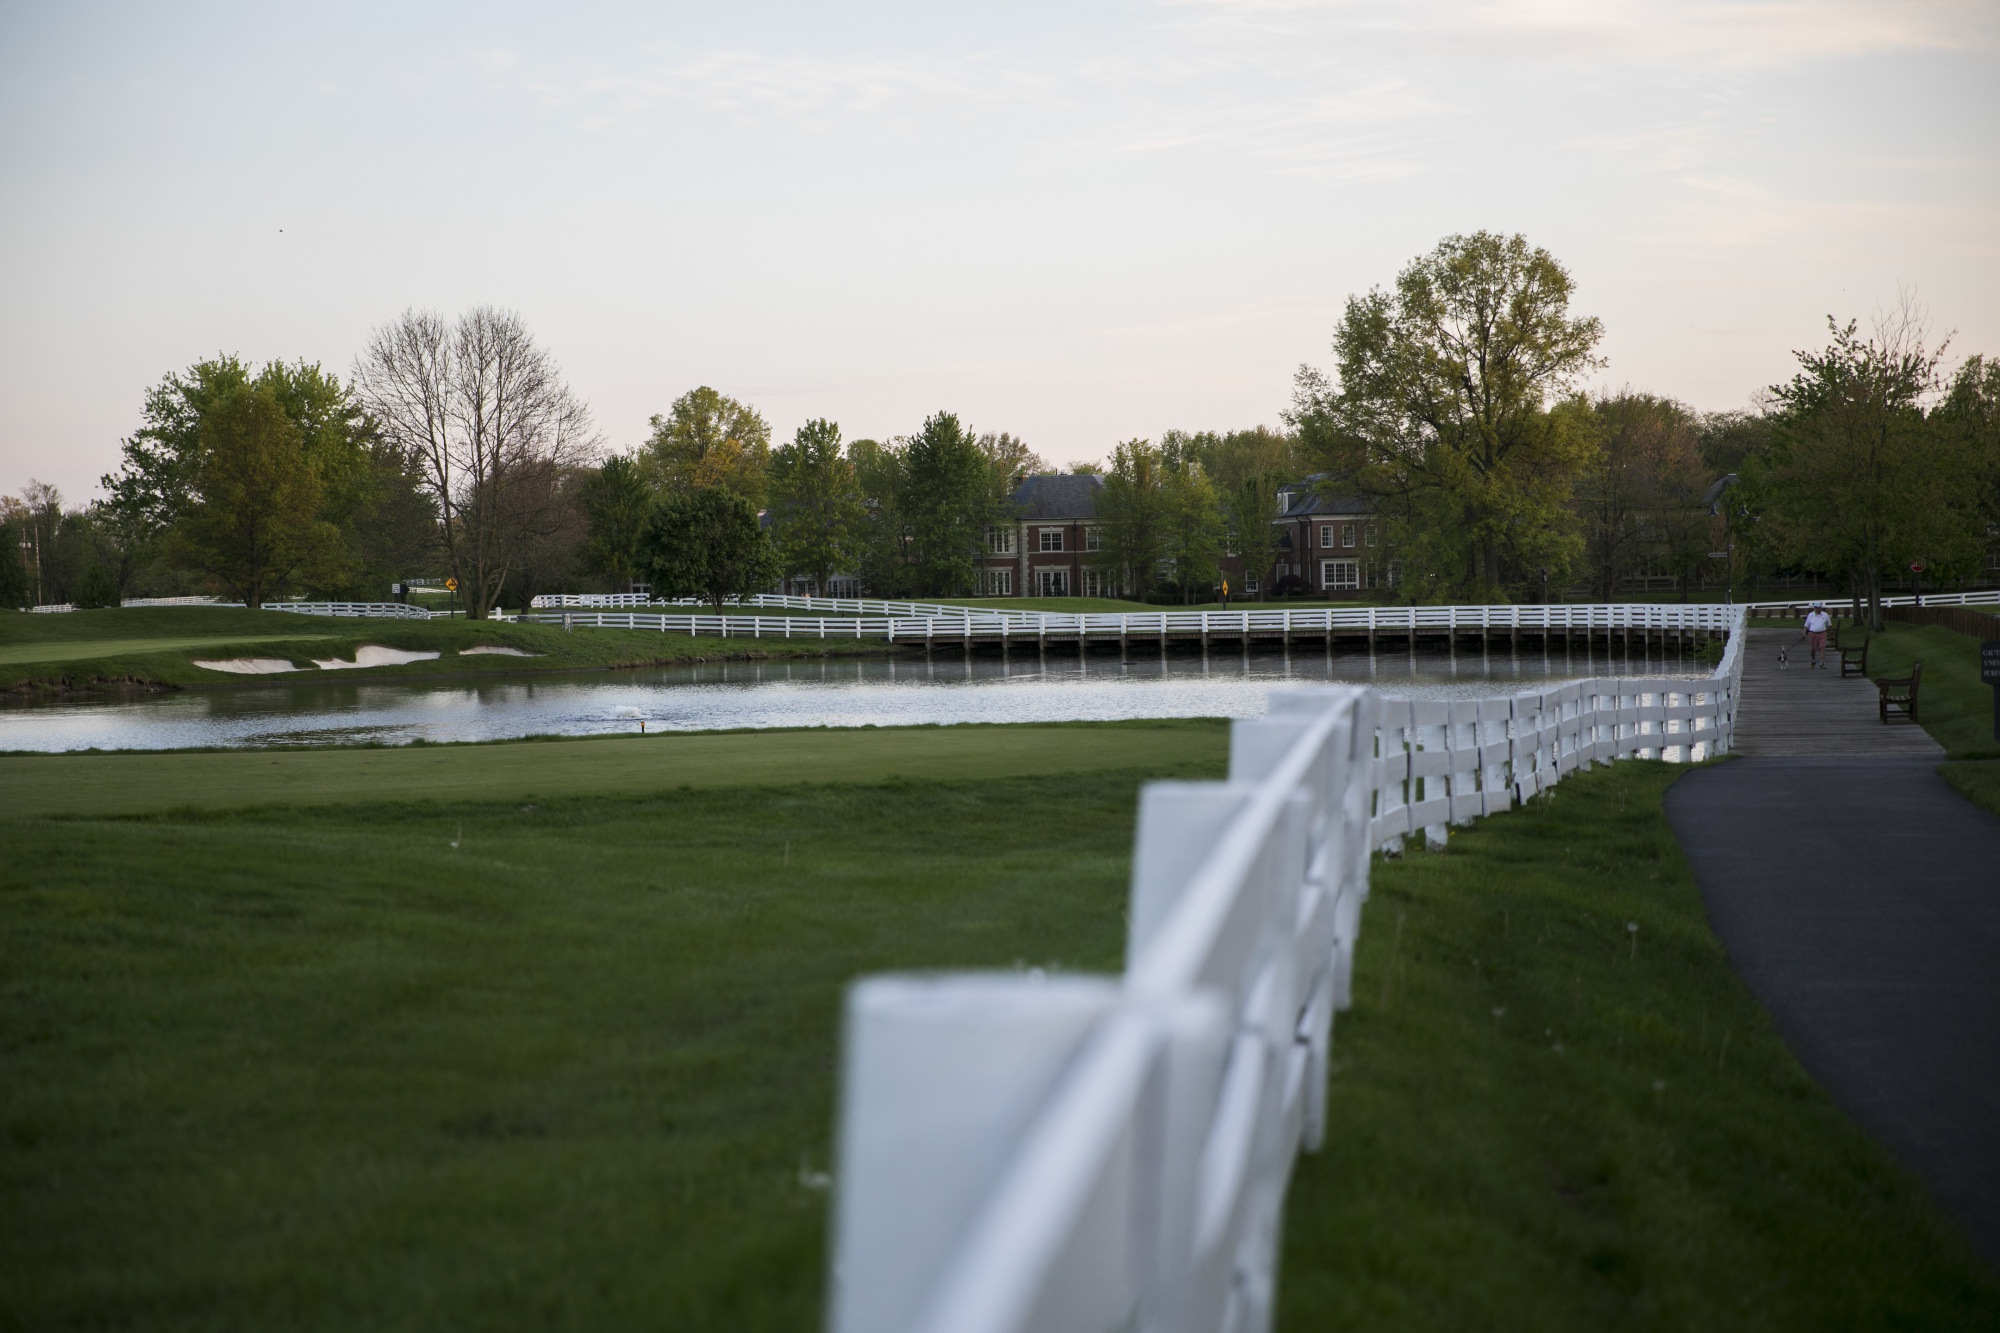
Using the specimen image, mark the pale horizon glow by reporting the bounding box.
[2,0,1996,499]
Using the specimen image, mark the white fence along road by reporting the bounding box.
[826,609,1744,1333]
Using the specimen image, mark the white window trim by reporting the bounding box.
[1321,558,1360,590]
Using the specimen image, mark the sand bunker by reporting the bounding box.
[457,645,540,657]
[311,646,442,670]
[193,657,300,675]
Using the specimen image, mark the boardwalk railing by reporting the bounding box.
[521,601,1740,643]
[530,591,1047,621]
[826,609,1744,1333]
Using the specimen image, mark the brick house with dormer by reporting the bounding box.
[980,474,1112,598]
[1267,479,1399,598]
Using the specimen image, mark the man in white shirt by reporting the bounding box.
[1803,602,1833,669]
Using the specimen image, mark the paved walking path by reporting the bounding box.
[1666,628,1999,1266]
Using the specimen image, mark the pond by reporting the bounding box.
[0,644,1708,753]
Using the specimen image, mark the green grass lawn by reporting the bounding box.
[0,719,1229,816]
[1860,621,2000,760]
[0,607,897,693]
[6,730,1997,1329]
[0,633,341,665]
[1285,759,2000,1329]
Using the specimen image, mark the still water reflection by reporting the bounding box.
[0,644,1705,753]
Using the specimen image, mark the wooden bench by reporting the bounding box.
[1878,661,1921,724]
[1836,631,1870,678]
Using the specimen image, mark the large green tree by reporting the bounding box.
[577,454,656,590]
[1091,439,1171,599]
[897,412,994,596]
[104,356,432,599]
[1169,426,1297,597]
[1744,315,1981,627]
[170,383,335,608]
[637,487,781,614]
[1935,354,2000,563]
[768,419,864,596]
[646,387,771,506]
[1289,231,1603,601]
[848,437,912,597]
[1577,393,1713,601]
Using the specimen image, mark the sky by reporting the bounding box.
[2,0,1996,500]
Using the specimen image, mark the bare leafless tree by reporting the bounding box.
[354,307,600,617]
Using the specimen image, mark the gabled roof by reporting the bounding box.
[1273,477,1373,519]
[1009,473,1104,521]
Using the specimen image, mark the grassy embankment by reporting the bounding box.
[5,724,1996,1330]
[0,606,898,695]
[1843,618,2000,817]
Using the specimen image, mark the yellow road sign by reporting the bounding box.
[445,577,458,592]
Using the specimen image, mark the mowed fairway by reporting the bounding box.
[0,720,1224,817]
[1,726,1228,1332]
[6,727,1998,1331]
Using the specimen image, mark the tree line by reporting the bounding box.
[4,237,1996,620]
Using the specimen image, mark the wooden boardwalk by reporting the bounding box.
[1732,629,1943,758]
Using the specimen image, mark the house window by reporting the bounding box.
[1342,523,1357,548]
[1319,525,1335,549]
[985,568,1013,596]
[1322,559,1360,590]
[828,577,858,598]
[987,526,1016,554]
[1039,529,1064,552]
[1084,526,1102,552]
[1366,524,1379,547]
[1081,568,1112,597]
[1037,568,1070,596]
[1245,576,1260,594]
[1386,561,1403,587]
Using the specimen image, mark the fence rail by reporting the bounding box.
[264,601,435,621]
[521,601,1737,644]
[827,609,1744,1333]
[1741,589,2000,613]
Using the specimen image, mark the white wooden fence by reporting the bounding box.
[264,601,435,620]
[826,610,1744,1333]
[519,601,1740,644]
[1740,589,1999,613]
[530,591,1044,621]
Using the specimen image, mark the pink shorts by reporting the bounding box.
[1808,631,1827,651]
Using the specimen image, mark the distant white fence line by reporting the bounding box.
[264,601,434,621]
[29,602,75,614]
[531,591,1043,621]
[1741,589,1999,612]
[521,601,1739,644]
[826,610,1744,1333]
[121,596,228,608]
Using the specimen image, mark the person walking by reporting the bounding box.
[1804,601,1833,670]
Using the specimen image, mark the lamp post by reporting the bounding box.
[1910,560,1925,607]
